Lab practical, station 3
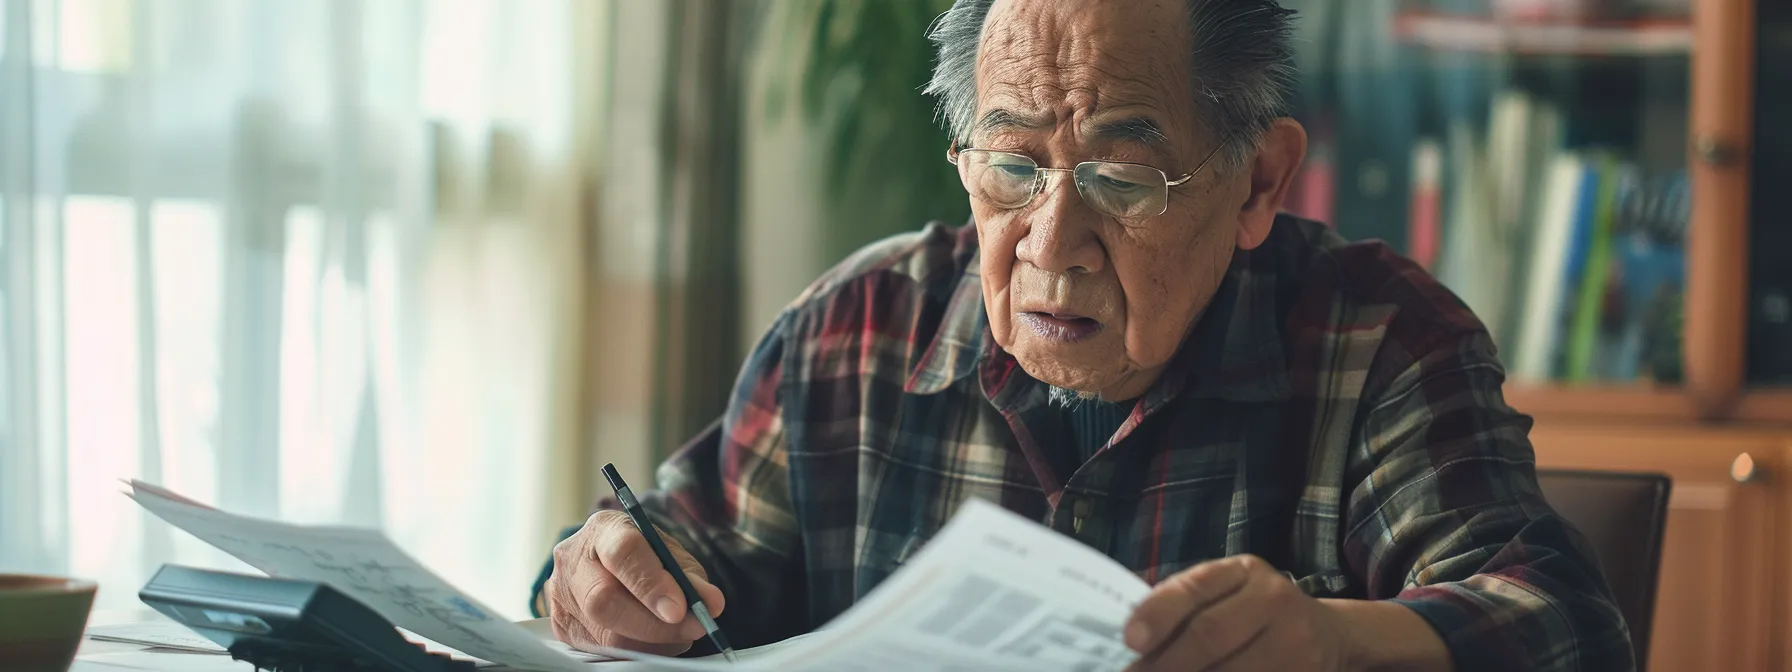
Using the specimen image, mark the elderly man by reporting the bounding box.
[536,0,1631,669]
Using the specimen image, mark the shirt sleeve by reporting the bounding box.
[1347,330,1635,671]
[530,311,808,648]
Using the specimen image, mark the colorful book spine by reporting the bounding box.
[1408,138,1442,269]
[1510,152,1585,382]
[1564,157,1624,382]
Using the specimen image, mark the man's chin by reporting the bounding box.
[1011,353,1118,400]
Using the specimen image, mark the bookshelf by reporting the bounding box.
[1294,0,1792,667]
[1393,12,1694,56]
[1491,0,1784,425]
[1292,0,1782,419]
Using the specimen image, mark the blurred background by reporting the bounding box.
[1,0,1788,666]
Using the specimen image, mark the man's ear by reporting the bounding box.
[1234,118,1307,250]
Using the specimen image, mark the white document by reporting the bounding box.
[86,620,569,669]
[547,498,1150,672]
[75,650,257,672]
[129,482,1150,671]
[87,622,228,653]
[127,481,604,672]
[769,496,1147,671]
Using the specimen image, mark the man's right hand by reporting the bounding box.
[544,510,727,655]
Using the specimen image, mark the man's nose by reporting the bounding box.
[1014,172,1106,275]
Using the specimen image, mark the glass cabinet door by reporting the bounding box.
[1281,0,1693,387]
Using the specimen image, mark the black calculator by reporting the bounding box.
[139,564,478,672]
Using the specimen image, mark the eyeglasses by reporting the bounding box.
[946,140,1227,219]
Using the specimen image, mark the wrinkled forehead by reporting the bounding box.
[972,0,1196,142]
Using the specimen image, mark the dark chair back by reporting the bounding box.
[1536,469,1671,671]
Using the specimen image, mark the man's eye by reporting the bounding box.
[1096,175,1145,192]
[994,164,1034,178]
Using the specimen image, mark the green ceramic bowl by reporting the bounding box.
[0,574,97,672]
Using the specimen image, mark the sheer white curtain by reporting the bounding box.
[0,0,599,619]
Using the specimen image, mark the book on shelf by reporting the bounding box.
[1509,152,1590,381]
[1561,157,1624,383]
[1420,88,1685,385]
[1607,170,1686,382]
[1407,138,1442,270]
[1436,90,1562,357]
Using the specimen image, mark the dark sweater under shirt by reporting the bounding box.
[1054,399,1131,477]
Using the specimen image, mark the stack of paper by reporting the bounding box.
[128,480,1149,671]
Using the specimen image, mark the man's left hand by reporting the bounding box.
[1124,555,1350,672]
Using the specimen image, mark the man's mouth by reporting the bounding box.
[1018,311,1103,342]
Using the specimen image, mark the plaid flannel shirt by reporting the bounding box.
[535,215,1632,670]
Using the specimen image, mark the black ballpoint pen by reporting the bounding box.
[601,463,739,663]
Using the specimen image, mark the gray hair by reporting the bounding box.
[922,0,1298,171]
[1047,385,1099,409]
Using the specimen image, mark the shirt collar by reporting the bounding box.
[903,242,1292,404]
[901,248,990,395]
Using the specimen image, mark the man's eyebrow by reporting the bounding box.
[973,108,1050,136]
[974,109,1173,153]
[1091,116,1172,152]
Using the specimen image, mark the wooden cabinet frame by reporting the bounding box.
[1505,0,1790,425]
[1504,1,1792,668]
[1685,0,1759,418]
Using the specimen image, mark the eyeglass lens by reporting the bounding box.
[955,150,1170,218]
